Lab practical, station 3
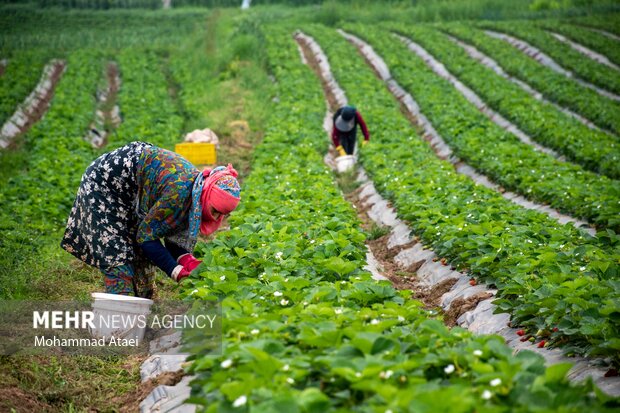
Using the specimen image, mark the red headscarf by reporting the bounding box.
[200,164,241,235]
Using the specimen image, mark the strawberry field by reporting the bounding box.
[1,1,620,411]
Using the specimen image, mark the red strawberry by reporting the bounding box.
[537,340,546,348]
[552,327,559,332]
[516,330,525,336]
[469,279,477,286]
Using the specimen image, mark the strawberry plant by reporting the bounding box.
[441,23,620,136]
[480,21,620,97]
[0,50,50,125]
[536,21,620,67]
[107,47,184,150]
[389,24,620,180]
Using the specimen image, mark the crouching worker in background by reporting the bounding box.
[332,105,370,156]
[61,141,241,298]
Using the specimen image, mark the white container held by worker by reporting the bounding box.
[336,155,356,173]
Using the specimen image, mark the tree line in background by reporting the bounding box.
[1,0,619,11]
[1,0,323,8]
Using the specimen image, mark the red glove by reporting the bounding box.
[171,265,191,282]
[178,254,202,272]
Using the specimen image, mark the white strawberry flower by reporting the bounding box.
[233,395,247,407]
[490,378,502,387]
[379,370,393,379]
[220,359,232,369]
[273,291,283,297]
[444,364,455,374]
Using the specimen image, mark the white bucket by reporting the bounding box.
[90,292,154,344]
[335,155,356,173]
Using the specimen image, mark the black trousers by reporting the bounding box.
[338,132,356,155]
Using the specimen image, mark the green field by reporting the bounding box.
[1,0,619,411]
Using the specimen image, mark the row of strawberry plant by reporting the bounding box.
[0,49,103,297]
[536,20,620,67]
[389,24,620,179]
[0,50,50,125]
[105,47,183,150]
[305,23,620,365]
[363,25,619,231]
[179,26,620,411]
[440,23,620,136]
[570,14,620,36]
[0,8,209,52]
[478,21,620,96]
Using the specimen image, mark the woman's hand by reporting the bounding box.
[171,265,191,282]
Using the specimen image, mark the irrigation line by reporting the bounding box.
[445,33,611,135]
[547,31,620,71]
[294,29,620,396]
[485,30,620,102]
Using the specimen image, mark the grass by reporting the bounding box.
[335,167,361,194]
[367,222,390,241]
[0,354,145,412]
[167,8,273,178]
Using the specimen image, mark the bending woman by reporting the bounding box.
[61,141,241,298]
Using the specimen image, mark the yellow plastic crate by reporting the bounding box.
[174,142,217,166]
